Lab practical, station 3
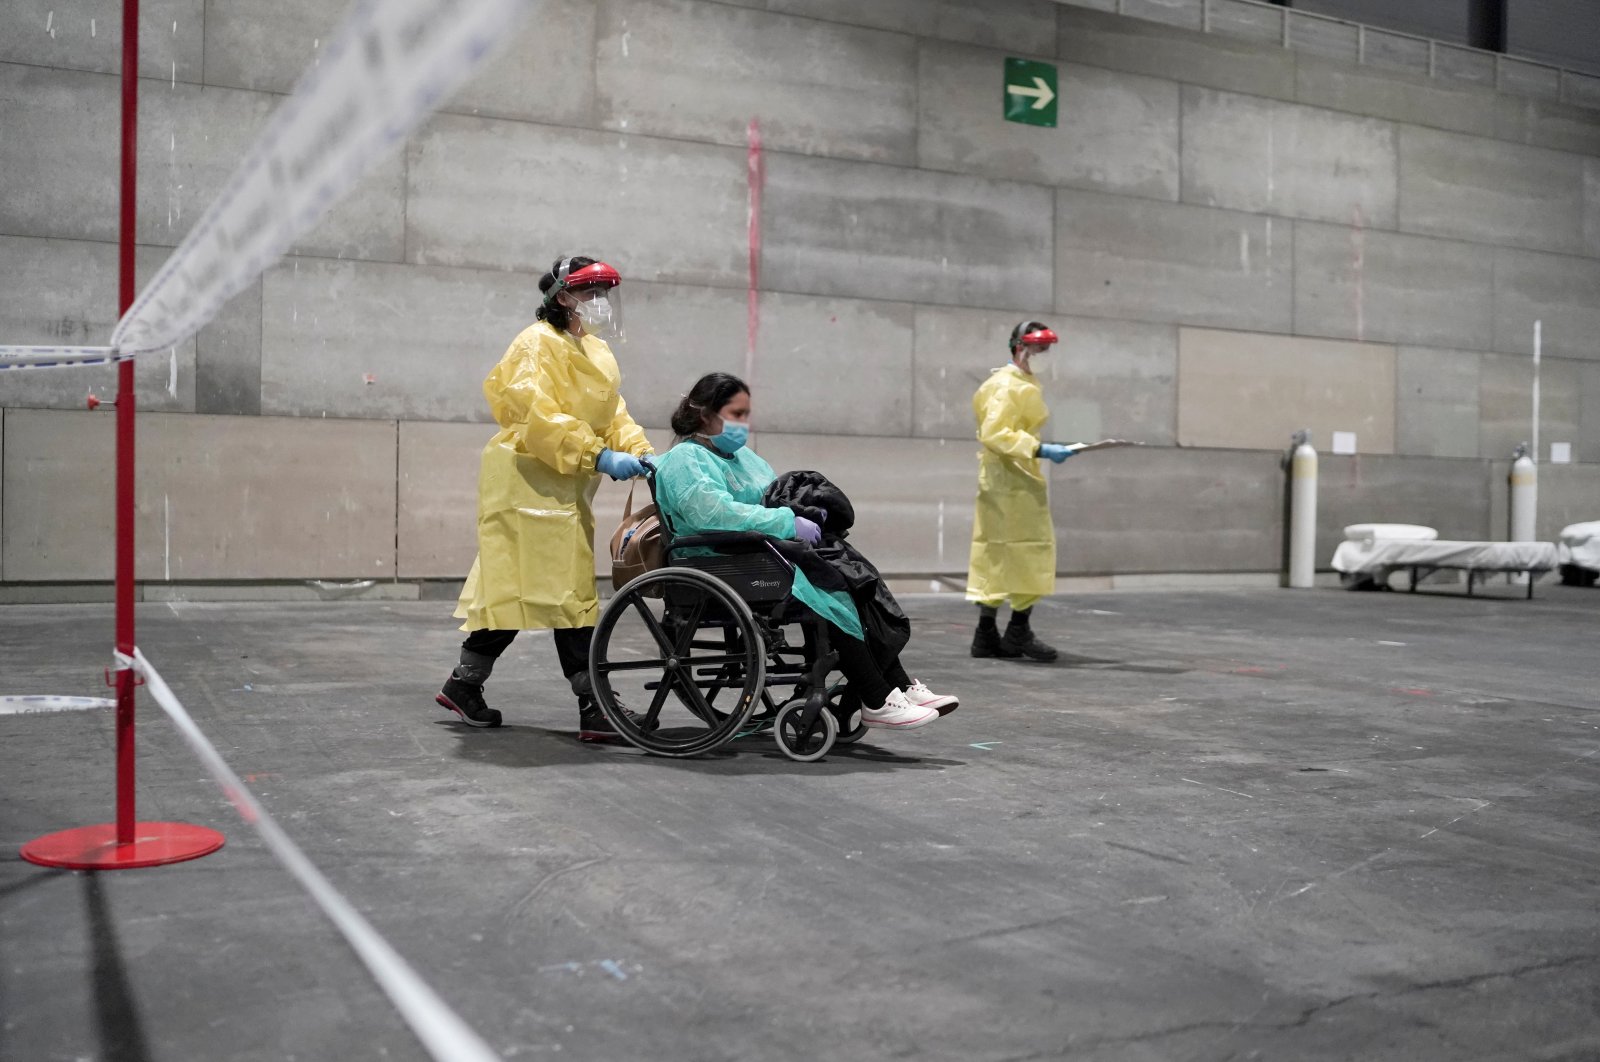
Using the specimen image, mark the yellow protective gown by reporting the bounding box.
[966,364,1056,602]
[455,321,652,631]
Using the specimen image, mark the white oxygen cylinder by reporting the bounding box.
[1288,432,1318,589]
[1510,445,1537,542]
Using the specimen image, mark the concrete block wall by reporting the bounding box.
[2,0,1598,590]
[1,410,396,581]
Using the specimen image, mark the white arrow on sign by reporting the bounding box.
[1007,75,1055,111]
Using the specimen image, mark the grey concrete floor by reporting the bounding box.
[2,584,1598,1062]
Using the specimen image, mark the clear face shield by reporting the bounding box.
[563,285,624,343]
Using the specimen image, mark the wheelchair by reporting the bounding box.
[586,484,869,761]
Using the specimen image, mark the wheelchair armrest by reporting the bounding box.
[668,531,784,554]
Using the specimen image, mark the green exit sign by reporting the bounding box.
[1004,57,1057,127]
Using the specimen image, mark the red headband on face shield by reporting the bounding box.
[561,261,620,291]
[1019,328,1058,347]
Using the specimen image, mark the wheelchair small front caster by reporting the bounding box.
[774,700,838,762]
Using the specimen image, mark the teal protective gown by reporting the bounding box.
[652,442,865,641]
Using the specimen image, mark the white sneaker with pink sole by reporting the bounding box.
[861,688,939,729]
[905,678,959,715]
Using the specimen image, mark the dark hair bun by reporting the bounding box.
[669,400,703,437]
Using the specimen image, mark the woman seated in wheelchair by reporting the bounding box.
[652,372,959,731]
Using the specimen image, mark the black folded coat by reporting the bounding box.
[763,470,910,660]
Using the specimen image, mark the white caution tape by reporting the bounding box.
[0,696,117,716]
[0,345,127,371]
[133,649,501,1062]
[102,0,533,360]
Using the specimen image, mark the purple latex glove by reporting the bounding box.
[794,515,822,545]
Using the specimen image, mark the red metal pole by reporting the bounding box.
[115,0,140,846]
[23,0,219,872]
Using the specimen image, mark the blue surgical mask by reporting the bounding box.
[709,421,749,455]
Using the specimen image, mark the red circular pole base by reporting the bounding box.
[21,822,225,871]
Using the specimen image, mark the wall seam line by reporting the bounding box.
[393,419,401,583]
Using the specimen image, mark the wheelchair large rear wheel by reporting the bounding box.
[589,567,765,757]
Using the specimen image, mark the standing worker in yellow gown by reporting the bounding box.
[967,321,1073,662]
[436,255,654,739]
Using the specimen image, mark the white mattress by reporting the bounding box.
[1343,523,1436,543]
[1332,539,1560,576]
[1558,521,1600,571]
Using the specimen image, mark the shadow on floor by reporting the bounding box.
[439,720,964,775]
[83,873,152,1062]
[1048,652,1190,675]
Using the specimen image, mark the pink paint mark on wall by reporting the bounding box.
[1350,204,1366,342]
[746,119,764,426]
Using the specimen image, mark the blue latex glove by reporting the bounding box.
[596,449,648,481]
[1038,443,1074,464]
[793,515,822,545]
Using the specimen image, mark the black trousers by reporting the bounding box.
[462,627,593,680]
[830,625,911,708]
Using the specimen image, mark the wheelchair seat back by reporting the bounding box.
[646,469,798,612]
[668,545,795,607]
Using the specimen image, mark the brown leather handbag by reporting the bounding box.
[610,481,666,590]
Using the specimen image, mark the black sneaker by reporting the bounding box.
[971,626,1022,659]
[577,697,645,743]
[1001,624,1059,663]
[437,677,502,728]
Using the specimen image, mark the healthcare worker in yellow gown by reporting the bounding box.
[436,256,654,739]
[967,321,1073,662]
